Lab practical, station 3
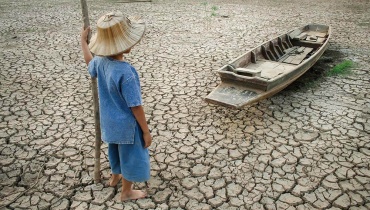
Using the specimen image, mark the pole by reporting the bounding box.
[80,0,102,183]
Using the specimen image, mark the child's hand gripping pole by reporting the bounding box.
[81,27,93,65]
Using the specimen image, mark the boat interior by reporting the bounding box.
[220,24,330,82]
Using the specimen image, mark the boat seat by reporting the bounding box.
[290,30,327,45]
[260,62,296,79]
[246,60,296,80]
[235,68,261,77]
[280,47,313,65]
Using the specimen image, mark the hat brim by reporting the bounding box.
[89,21,145,56]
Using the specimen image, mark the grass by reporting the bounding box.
[211,5,218,17]
[201,2,208,15]
[201,2,218,29]
[326,60,354,76]
[201,2,218,17]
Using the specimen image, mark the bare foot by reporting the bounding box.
[108,174,122,187]
[121,190,147,201]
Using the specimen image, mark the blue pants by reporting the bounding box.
[107,126,150,182]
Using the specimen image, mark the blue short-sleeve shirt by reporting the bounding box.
[88,56,142,144]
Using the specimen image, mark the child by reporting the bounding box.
[80,11,151,201]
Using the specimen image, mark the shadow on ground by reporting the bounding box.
[283,49,347,92]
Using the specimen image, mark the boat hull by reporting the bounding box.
[205,24,331,109]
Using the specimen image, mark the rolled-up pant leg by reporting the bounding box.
[108,144,121,174]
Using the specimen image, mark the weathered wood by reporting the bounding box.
[267,50,276,61]
[283,56,294,64]
[261,66,291,80]
[306,31,326,38]
[296,47,305,53]
[81,0,91,42]
[289,29,301,39]
[235,68,261,77]
[278,46,297,62]
[80,0,102,183]
[316,37,326,43]
[275,44,284,56]
[269,41,279,60]
[205,24,331,108]
[295,32,307,40]
[306,35,318,41]
[251,51,256,63]
[286,35,294,47]
[289,47,313,65]
[205,82,259,108]
[278,37,285,50]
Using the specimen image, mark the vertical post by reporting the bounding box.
[80,0,101,183]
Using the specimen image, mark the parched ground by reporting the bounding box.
[0,0,369,209]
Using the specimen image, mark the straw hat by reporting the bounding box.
[89,11,145,56]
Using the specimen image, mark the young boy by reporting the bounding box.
[80,11,151,201]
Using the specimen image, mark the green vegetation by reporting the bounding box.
[326,60,354,76]
[201,1,208,17]
[211,5,218,17]
[201,2,218,17]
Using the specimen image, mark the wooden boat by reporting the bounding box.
[205,24,331,109]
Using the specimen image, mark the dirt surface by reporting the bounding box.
[0,0,369,209]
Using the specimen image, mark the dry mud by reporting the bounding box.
[0,0,369,209]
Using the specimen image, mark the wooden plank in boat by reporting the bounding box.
[285,47,313,65]
[259,61,296,79]
[235,68,261,77]
[205,82,259,108]
[317,37,326,43]
[306,36,318,41]
[279,46,299,62]
[305,36,326,43]
[297,47,305,53]
[306,31,326,38]
[295,32,308,40]
[289,29,302,39]
[282,56,295,63]
[280,47,305,63]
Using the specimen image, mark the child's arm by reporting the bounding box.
[131,105,152,148]
[81,27,93,65]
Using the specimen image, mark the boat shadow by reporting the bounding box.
[282,49,346,92]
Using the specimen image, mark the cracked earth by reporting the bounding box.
[0,0,369,209]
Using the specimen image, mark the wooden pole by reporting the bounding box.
[80,0,102,183]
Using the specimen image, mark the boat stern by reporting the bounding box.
[205,82,260,109]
